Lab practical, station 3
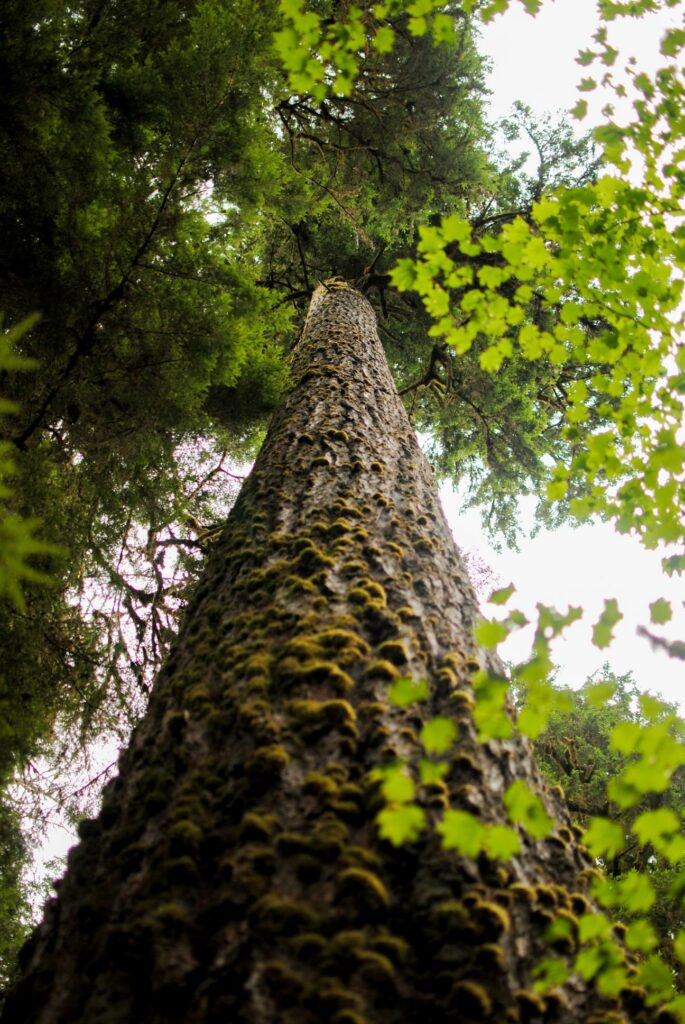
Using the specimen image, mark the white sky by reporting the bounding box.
[478,0,683,124]
[441,0,685,706]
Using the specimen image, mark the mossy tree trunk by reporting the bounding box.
[3,282,646,1023]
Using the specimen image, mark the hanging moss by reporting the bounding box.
[278,659,355,695]
[260,960,307,1006]
[474,942,506,971]
[143,903,191,930]
[245,652,273,677]
[246,744,291,783]
[184,684,212,708]
[292,542,336,576]
[238,813,281,842]
[362,660,399,682]
[311,818,350,860]
[570,892,592,916]
[289,932,328,961]
[288,699,357,736]
[447,980,493,1018]
[355,949,396,986]
[330,1012,367,1024]
[312,628,371,656]
[376,640,408,665]
[303,773,339,799]
[514,989,547,1021]
[283,575,318,597]
[161,857,200,885]
[432,900,475,938]
[339,847,382,873]
[348,580,387,607]
[249,895,322,936]
[167,820,203,855]
[396,606,419,621]
[336,867,390,912]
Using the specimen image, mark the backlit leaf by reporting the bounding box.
[377,805,426,845]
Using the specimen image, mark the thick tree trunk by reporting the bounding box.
[3,282,647,1022]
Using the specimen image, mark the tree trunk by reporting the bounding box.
[2,282,645,1023]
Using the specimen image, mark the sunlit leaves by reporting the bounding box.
[475,618,510,648]
[631,802,685,864]
[674,930,685,964]
[375,763,415,804]
[488,582,516,605]
[649,598,673,624]
[625,918,659,953]
[276,0,458,99]
[473,671,513,740]
[660,27,685,56]
[438,809,485,856]
[387,154,685,551]
[389,259,417,292]
[584,679,617,707]
[633,807,681,849]
[373,763,426,845]
[575,941,627,995]
[388,676,429,707]
[372,25,395,52]
[592,599,623,649]
[483,823,521,859]
[578,913,612,943]
[377,805,427,844]
[584,818,625,859]
[663,555,685,577]
[636,955,676,998]
[437,809,521,859]
[420,717,458,754]
[532,957,569,993]
[419,759,448,784]
[504,780,554,838]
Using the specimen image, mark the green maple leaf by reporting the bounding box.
[438,809,485,856]
[420,716,457,754]
[592,598,623,648]
[649,598,672,625]
[388,677,429,707]
[583,817,625,859]
[377,805,426,845]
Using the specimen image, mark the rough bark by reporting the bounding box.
[2,282,655,1023]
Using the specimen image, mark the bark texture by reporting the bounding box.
[2,282,658,1023]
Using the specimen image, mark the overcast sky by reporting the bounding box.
[442,0,685,706]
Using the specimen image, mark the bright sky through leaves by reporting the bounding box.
[442,0,685,706]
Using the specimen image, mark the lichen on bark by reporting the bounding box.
[1,282,664,1024]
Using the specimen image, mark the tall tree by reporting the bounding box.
[1,282,663,1023]
[4,0,547,972]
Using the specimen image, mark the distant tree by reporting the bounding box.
[532,671,685,990]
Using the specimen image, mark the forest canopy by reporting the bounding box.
[0,0,684,1011]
